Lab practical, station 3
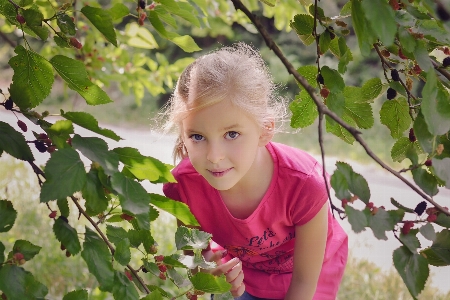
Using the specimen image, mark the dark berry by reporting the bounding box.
[16,14,25,24]
[47,145,57,153]
[413,64,422,75]
[139,0,146,9]
[391,69,400,81]
[61,244,66,251]
[142,267,148,273]
[409,128,416,142]
[436,3,450,21]
[329,32,336,40]
[34,140,47,153]
[66,250,71,257]
[425,159,432,166]
[443,56,450,68]
[4,98,13,110]
[120,213,134,221]
[414,201,427,216]
[317,74,324,85]
[38,133,48,140]
[387,87,397,100]
[17,120,27,132]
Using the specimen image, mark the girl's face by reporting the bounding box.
[181,99,270,191]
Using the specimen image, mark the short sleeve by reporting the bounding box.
[163,182,181,202]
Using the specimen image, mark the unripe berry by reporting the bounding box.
[155,255,164,262]
[17,120,27,132]
[16,14,26,24]
[409,128,416,142]
[425,159,432,167]
[401,221,414,235]
[13,252,24,261]
[49,210,57,218]
[69,37,83,49]
[443,56,450,68]
[4,98,13,110]
[387,87,397,100]
[120,213,134,221]
[427,214,437,222]
[125,270,133,281]
[341,199,348,208]
[320,87,330,99]
[148,244,158,254]
[19,259,26,265]
[391,69,400,81]
[158,264,167,273]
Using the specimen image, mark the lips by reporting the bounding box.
[208,168,233,177]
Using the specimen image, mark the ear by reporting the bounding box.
[259,121,274,146]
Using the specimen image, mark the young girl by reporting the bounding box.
[162,43,348,300]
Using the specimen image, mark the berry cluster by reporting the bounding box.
[33,133,57,153]
[155,255,167,280]
[12,252,26,265]
[366,202,380,215]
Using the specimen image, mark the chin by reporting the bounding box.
[204,178,236,191]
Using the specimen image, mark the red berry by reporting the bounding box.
[341,199,348,208]
[367,202,374,209]
[138,18,144,26]
[16,14,25,24]
[159,272,166,280]
[13,252,24,261]
[49,210,57,218]
[425,159,432,167]
[125,270,133,281]
[401,221,414,235]
[38,133,48,140]
[69,37,83,49]
[413,64,422,75]
[381,49,391,57]
[66,137,72,146]
[370,206,379,215]
[389,0,400,10]
[320,87,330,98]
[409,128,416,142]
[120,213,134,221]
[398,48,407,59]
[47,145,57,153]
[427,214,437,222]
[17,120,27,132]
[158,264,167,273]
[155,255,164,262]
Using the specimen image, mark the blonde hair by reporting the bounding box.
[163,42,286,161]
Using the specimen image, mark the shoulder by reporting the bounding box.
[269,142,321,176]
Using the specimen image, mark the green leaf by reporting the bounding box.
[140,290,164,300]
[82,168,109,216]
[413,40,433,72]
[297,65,318,88]
[419,223,436,242]
[0,265,48,299]
[345,205,367,233]
[361,0,396,46]
[327,92,345,117]
[50,56,112,105]
[390,198,414,213]
[63,289,88,300]
[393,246,429,298]
[150,193,199,226]
[0,241,4,264]
[170,35,201,53]
[11,240,40,261]
[167,267,190,288]
[81,227,114,291]
[0,200,17,232]
[420,229,450,266]
[111,173,150,230]
[399,230,421,253]
[190,272,231,293]
[344,96,373,129]
[81,6,117,46]
[351,0,375,56]
[57,14,76,35]
[57,198,70,217]
[380,97,411,139]
[47,119,74,149]
[330,170,351,200]
[0,122,34,161]
[175,226,211,250]
[398,26,417,53]
[290,14,314,35]
[53,217,81,255]
[368,208,398,240]
[325,115,355,144]
[435,213,450,228]
[8,45,53,109]
[361,78,383,102]
[108,3,129,21]
[106,225,128,245]
[321,66,345,93]
[114,238,131,266]
[413,113,433,154]
[391,137,419,163]
[318,31,331,54]
[23,8,49,40]
[62,111,121,141]
[40,148,87,202]
[113,147,175,183]
[411,168,438,197]
[72,135,119,176]
[336,162,371,203]
[112,270,139,300]
[421,70,450,135]
[289,91,318,129]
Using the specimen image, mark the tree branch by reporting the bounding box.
[230,0,450,217]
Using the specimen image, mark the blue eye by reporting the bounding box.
[190,134,205,141]
[225,131,240,140]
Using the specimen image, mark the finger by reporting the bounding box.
[231,282,245,297]
[210,257,240,276]
[229,269,244,290]
[206,249,228,263]
[225,261,242,282]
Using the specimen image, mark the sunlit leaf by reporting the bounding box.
[81,6,117,46]
[61,111,121,141]
[150,193,199,226]
[380,97,411,139]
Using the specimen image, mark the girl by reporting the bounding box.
[162,43,348,300]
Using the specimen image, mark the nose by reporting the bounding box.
[206,141,224,164]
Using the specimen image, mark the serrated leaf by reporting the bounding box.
[167,268,190,288]
[390,198,414,213]
[393,246,429,298]
[297,65,318,88]
[345,205,367,233]
[289,92,318,129]
[114,238,131,266]
[0,199,17,232]
[391,137,417,163]
[351,0,375,56]
[413,40,433,72]
[368,208,398,240]
[108,3,129,21]
[325,115,355,144]
[344,98,373,129]
[47,119,74,149]
[82,168,108,216]
[327,92,345,117]
[53,217,81,255]
[412,168,438,197]
[63,289,88,300]
[113,147,175,183]
[419,223,436,242]
[0,265,48,299]
[399,231,421,253]
[12,240,41,261]
[319,31,331,54]
[112,270,139,300]
[62,111,121,141]
[290,14,314,35]
[50,55,112,105]
[40,148,87,202]
[321,66,345,93]
[421,229,450,266]
[191,272,231,293]
[140,290,164,300]
[57,14,76,35]
[435,211,450,228]
[398,26,417,53]
[0,121,35,161]
[57,198,70,218]
[361,0,396,46]
[413,113,433,154]
[72,135,119,176]
[170,35,201,53]
[150,193,199,226]
[336,162,371,203]
[330,170,351,200]
[23,8,49,40]
[81,227,114,291]
[422,70,450,135]
[111,173,150,230]
[361,78,382,101]
[380,97,411,139]
[175,226,211,250]
[8,45,53,110]
[81,6,117,46]
[106,225,128,245]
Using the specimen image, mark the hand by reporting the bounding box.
[204,250,245,297]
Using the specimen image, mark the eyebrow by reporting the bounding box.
[223,124,240,130]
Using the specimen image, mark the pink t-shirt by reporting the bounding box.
[163,142,348,299]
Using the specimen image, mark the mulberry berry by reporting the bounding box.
[401,221,414,235]
[427,214,437,222]
[387,88,397,100]
[317,74,324,85]
[425,159,432,167]
[391,69,400,81]
[17,120,27,132]
[320,87,330,99]
[409,128,416,142]
[16,14,25,24]
[139,0,146,9]
[34,140,47,153]
[443,56,450,68]
[69,37,82,49]
[414,201,427,216]
[4,98,13,110]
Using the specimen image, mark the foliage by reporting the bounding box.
[0,0,450,299]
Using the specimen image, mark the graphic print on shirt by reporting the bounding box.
[224,227,295,274]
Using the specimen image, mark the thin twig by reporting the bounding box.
[230,0,450,217]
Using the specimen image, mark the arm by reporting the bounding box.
[285,202,328,300]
